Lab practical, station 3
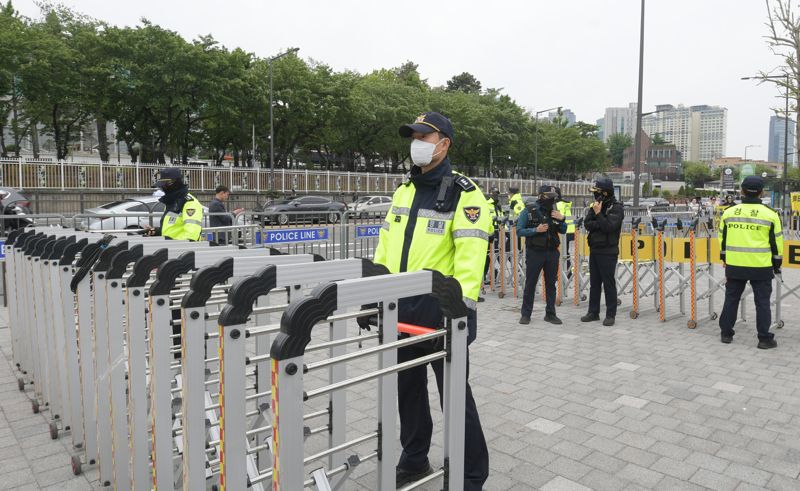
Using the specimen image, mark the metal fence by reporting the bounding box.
[0,158,634,198]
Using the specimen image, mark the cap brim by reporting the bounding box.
[399,123,437,138]
[152,179,171,189]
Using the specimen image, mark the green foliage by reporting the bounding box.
[445,72,482,94]
[0,4,610,176]
[683,162,712,187]
[642,181,651,197]
[607,133,633,167]
[651,189,660,197]
[651,133,668,145]
[677,185,685,196]
[661,189,672,199]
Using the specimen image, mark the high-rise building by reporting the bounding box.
[641,104,727,162]
[602,103,638,142]
[596,118,605,141]
[768,115,796,166]
[549,108,576,127]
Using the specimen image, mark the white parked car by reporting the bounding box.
[81,196,218,231]
[347,195,392,217]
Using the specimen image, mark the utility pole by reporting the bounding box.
[632,0,646,207]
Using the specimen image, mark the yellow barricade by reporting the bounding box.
[783,240,800,269]
[670,237,708,263]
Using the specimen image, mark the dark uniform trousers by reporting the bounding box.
[521,249,559,318]
[397,313,489,490]
[589,253,618,318]
[719,278,774,340]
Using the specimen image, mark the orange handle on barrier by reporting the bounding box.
[397,322,436,336]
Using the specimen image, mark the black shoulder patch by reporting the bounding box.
[185,194,195,202]
[454,175,475,192]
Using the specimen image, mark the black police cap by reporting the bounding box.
[592,177,614,192]
[153,167,183,188]
[399,112,454,142]
[741,175,764,193]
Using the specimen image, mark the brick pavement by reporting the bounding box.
[2,270,800,490]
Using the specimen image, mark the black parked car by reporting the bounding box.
[256,196,347,225]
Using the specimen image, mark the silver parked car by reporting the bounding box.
[347,195,392,217]
[82,196,214,231]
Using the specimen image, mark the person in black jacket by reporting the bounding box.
[517,185,567,325]
[581,178,624,326]
[208,185,243,244]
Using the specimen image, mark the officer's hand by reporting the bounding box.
[773,257,783,274]
[551,211,564,221]
[142,225,155,236]
[536,223,549,233]
[592,202,602,214]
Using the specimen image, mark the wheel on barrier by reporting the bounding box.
[71,455,82,476]
[778,320,785,329]
[498,292,505,299]
[687,320,697,329]
[556,300,562,306]
[32,401,39,414]
[17,378,24,391]
[710,312,718,320]
[581,295,587,301]
[630,311,639,319]
[49,422,58,440]
[617,299,622,306]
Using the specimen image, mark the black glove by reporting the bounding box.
[357,303,379,331]
[773,257,783,275]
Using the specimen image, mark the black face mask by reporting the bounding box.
[593,192,604,202]
[539,198,555,212]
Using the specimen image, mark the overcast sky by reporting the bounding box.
[14,0,789,161]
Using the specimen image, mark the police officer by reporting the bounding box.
[718,176,783,349]
[483,188,502,288]
[555,187,575,274]
[373,112,490,489]
[508,186,524,217]
[581,177,624,326]
[147,167,204,240]
[517,185,566,325]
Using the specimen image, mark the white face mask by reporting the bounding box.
[410,138,445,166]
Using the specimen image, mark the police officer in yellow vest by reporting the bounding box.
[719,176,783,349]
[373,112,489,489]
[483,188,502,289]
[555,186,575,271]
[149,167,204,241]
[508,187,524,217]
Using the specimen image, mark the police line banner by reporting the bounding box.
[264,227,330,244]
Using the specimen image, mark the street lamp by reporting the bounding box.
[744,144,760,163]
[632,0,646,207]
[269,47,300,191]
[742,73,790,210]
[534,106,561,187]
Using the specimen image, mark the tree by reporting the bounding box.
[445,72,482,94]
[661,189,672,200]
[761,0,800,168]
[683,162,712,187]
[607,133,633,167]
[642,181,651,197]
[651,133,668,145]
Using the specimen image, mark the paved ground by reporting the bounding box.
[3,270,800,490]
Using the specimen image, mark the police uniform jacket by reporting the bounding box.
[509,193,524,216]
[158,187,204,241]
[374,158,491,342]
[719,197,783,280]
[516,201,566,251]
[584,198,624,255]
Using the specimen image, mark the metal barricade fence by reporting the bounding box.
[262,269,468,490]
[192,258,387,490]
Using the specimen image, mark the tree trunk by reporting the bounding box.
[126,141,138,163]
[31,124,40,159]
[0,123,6,158]
[52,105,65,160]
[96,117,109,162]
